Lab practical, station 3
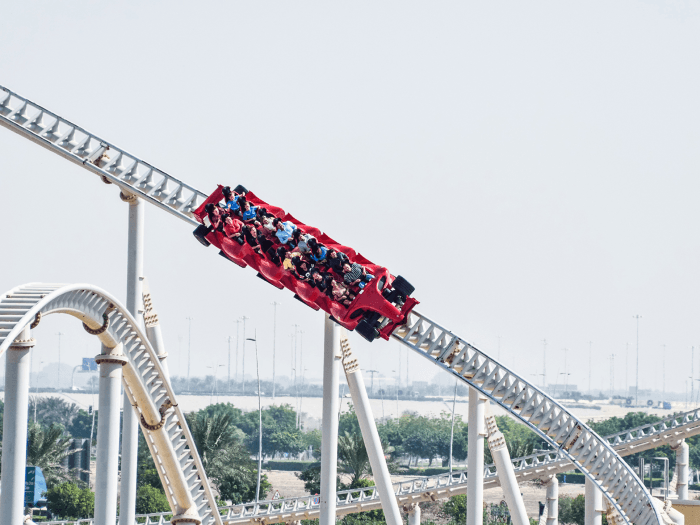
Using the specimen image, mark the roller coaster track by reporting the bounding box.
[0,86,662,525]
[0,284,223,525]
[43,406,700,525]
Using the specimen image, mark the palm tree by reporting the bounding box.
[28,396,79,428]
[338,431,396,487]
[185,411,266,503]
[186,412,243,469]
[26,422,78,487]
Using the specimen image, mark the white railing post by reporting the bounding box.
[120,192,144,525]
[93,343,127,525]
[320,316,341,525]
[467,388,486,525]
[340,338,402,525]
[584,477,603,525]
[0,326,33,525]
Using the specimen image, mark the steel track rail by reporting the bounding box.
[89,406,700,525]
[0,86,203,226]
[0,85,662,525]
[0,283,223,525]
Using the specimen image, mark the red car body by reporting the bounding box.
[193,185,418,340]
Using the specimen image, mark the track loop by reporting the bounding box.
[83,304,115,335]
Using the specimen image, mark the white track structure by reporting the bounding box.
[0,283,223,525]
[0,84,677,525]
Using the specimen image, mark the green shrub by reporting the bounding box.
[265,460,315,471]
[136,484,170,514]
[559,495,585,525]
[45,482,94,519]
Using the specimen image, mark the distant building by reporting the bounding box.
[545,384,578,395]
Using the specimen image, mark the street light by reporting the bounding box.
[207,364,226,405]
[247,333,263,503]
[442,378,458,475]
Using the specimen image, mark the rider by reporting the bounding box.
[222,186,244,215]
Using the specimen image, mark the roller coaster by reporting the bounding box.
[0,84,692,525]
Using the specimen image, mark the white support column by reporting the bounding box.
[406,503,421,525]
[673,440,689,500]
[584,478,603,525]
[467,388,486,525]
[93,344,127,525]
[340,338,402,525]
[143,278,170,382]
[484,409,529,525]
[120,192,144,525]
[320,316,341,525]
[546,476,558,525]
[0,327,34,525]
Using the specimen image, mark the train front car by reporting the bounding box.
[193,185,418,342]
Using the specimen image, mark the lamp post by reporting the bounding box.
[241,316,249,394]
[633,315,642,407]
[247,333,263,503]
[57,332,63,390]
[186,318,193,392]
[271,302,281,401]
[207,364,226,405]
[442,379,458,475]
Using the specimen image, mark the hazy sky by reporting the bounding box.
[1,2,699,398]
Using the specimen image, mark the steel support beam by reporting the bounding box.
[673,440,689,500]
[341,338,402,525]
[468,388,486,525]
[406,503,421,525]
[485,409,529,525]
[546,476,558,525]
[0,327,33,525]
[143,278,170,382]
[94,344,127,525]
[320,316,341,525]
[584,478,603,525]
[120,192,144,525]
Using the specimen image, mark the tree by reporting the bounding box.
[559,495,585,525]
[187,411,245,469]
[28,397,80,429]
[186,409,270,503]
[297,462,323,494]
[67,409,97,440]
[136,484,171,514]
[338,432,370,486]
[484,416,542,465]
[137,432,164,490]
[45,481,94,519]
[302,428,322,460]
[26,422,77,487]
[339,406,361,436]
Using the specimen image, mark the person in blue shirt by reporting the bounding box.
[310,243,328,265]
[273,218,297,245]
[240,201,259,223]
[222,186,244,216]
